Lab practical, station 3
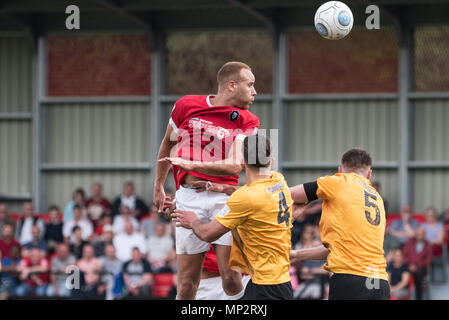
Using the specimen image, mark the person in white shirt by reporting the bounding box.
[63,205,93,243]
[147,222,175,271]
[15,202,45,245]
[112,205,139,235]
[113,220,147,262]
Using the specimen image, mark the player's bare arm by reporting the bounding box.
[159,137,245,177]
[172,209,230,243]
[289,184,309,204]
[290,245,330,263]
[154,123,178,212]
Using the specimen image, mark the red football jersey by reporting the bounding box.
[169,95,259,189]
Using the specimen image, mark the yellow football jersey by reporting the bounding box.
[215,171,293,285]
[316,173,388,281]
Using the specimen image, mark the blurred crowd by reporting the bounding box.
[1,181,447,300]
[0,181,177,300]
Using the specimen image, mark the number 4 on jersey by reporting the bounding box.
[278,191,290,227]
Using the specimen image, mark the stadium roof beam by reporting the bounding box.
[0,11,39,48]
[227,0,277,37]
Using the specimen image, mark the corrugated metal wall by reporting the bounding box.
[414,100,449,161]
[0,35,32,113]
[284,100,398,162]
[44,101,151,209]
[413,169,449,213]
[412,99,449,212]
[45,102,150,163]
[0,120,32,194]
[0,35,32,202]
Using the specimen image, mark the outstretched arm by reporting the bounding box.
[290,245,329,263]
[159,137,245,177]
[172,209,230,243]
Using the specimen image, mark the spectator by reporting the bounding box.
[77,244,105,300]
[372,181,389,214]
[23,225,48,255]
[291,200,322,247]
[387,249,411,299]
[389,205,420,245]
[140,205,160,239]
[123,247,152,299]
[100,244,123,300]
[403,227,433,300]
[0,245,21,300]
[111,181,148,220]
[63,205,93,243]
[293,225,328,299]
[44,206,64,253]
[443,208,449,248]
[92,224,114,257]
[0,204,15,237]
[113,221,147,262]
[147,222,175,272]
[69,226,89,260]
[421,207,445,257]
[383,232,402,264]
[93,213,113,238]
[15,202,45,246]
[47,243,76,298]
[63,188,87,222]
[112,205,139,235]
[85,183,111,227]
[14,248,50,297]
[0,224,20,259]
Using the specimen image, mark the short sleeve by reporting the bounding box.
[316,175,344,200]
[122,261,130,273]
[215,189,252,230]
[235,115,260,141]
[143,259,152,273]
[169,99,187,134]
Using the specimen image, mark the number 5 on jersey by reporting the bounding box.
[364,191,381,226]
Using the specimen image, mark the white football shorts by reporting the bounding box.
[175,185,232,254]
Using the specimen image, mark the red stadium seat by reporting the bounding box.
[386,213,426,230]
[152,273,175,298]
[9,212,62,222]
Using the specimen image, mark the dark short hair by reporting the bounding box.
[73,204,81,210]
[72,225,81,233]
[243,134,272,168]
[48,205,60,212]
[341,148,372,170]
[73,188,85,199]
[217,61,251,85]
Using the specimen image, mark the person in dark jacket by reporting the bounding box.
[111,181,148,220]
[44,206,64,254]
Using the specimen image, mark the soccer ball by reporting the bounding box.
[314,1,353,40]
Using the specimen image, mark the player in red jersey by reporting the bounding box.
[154,61,259,300]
